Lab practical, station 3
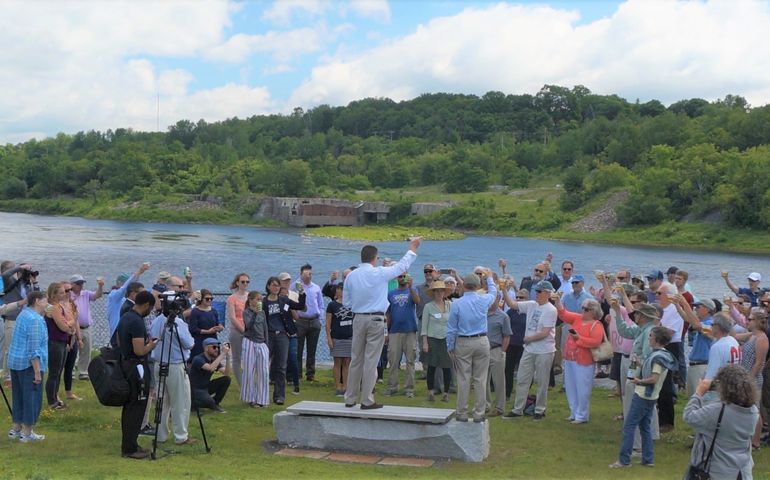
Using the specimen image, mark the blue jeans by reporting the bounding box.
[619,393,656,465]
[287,336,299,388]
[11,367,43,426]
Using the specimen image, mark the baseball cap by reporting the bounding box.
[533,280,555,292]
[202,338,221,347]
[423,264,436,271]
[156,271,172,282]
[277,272,292,281]
[570,274,585,283]
[645,270,664,281]
[666,266,679,275]
[116,273,130,284]
[69,274,86,284]
[462,273,480,288]
[693,298,716,312]
[748,272,762,282]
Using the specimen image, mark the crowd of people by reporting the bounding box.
[1,250,768,477]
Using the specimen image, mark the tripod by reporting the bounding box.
[151,312,211,460]
[0,380,11,417]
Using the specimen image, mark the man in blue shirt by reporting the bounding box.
[674,297,715,397]
[385,273,420,397]
[343,237,421,410]
[447,270,497,423]
[150,307,196,446]
[108,262,151,338]
[291,264,325,382]
[560,274,594,352]
[723,271,763,306]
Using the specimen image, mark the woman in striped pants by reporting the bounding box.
[241,291,270,407]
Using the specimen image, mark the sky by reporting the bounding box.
[1,0,769,144]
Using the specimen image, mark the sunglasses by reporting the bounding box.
[617,277,628,281]
[516,296,527,300]
[423,269,434,273]
[630,300,643,304]
[203,297,214,301]
[562,267,572,271]
[581,307,592,312]
[534,269,545,274]
[240,280,250,284]
[170,284,184,288]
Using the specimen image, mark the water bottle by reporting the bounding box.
[627,358,639,380]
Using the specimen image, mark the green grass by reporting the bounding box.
[306,226,465,242]
[4,369,768,479]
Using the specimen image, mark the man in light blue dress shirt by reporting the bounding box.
[343,237,421,409]
[446,270,497,422]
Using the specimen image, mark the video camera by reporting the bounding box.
[159,290,190,318]
[20,269,39,282]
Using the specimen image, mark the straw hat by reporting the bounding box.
[427,280,450,297]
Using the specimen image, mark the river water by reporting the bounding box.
[2,211,767,359]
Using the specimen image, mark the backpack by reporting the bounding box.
[88,345,130,407]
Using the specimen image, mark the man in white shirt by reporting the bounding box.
[704,313,741,381]
[655,281,684,432]
[343,237,421,410]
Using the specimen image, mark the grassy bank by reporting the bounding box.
[306,226,464,242]
[4,368,765,479]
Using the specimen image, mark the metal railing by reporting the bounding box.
[88,293,333,364]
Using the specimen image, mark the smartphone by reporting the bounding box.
[568,329,577,335]
[440,268,452,275]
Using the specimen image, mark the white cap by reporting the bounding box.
[748,272,762,282]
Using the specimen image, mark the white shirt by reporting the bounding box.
[660,303,684,343]
[343,250,417,314]
[557,275,573,295]
[518,300,558,354]
[705,336,742,380]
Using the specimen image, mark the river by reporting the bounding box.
[3,211,767,359]
[3,211,766,299]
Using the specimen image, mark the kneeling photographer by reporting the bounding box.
[149,288,196,446]
[190,338,231,413]
[114,290,158,459]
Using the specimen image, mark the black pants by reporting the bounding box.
[121,360,148,455]
[504,344,524,399]
[46,340,67,406]
[657,342,681,428]
[426,366,452,393]
[191,377,231,410]
[296,320,321,380]
[64,342,78,391]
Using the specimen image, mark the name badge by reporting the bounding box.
[283,304,290,312]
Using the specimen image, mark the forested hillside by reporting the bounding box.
[1,85,769,229]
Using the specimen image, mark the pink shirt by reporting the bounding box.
[610,306,634,355]
[71,290,98,328]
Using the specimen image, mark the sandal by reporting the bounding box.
[51,403,66,410]
[614,414,624,421]
[66,394,83,401]
[608,462,630,469]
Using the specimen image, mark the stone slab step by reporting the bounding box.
[286,400,455,424]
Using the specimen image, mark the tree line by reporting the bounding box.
[1,85,769,229]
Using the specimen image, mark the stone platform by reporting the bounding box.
[273,401,489,463]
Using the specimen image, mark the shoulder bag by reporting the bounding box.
[686,403,726,480]
[589,321,614,362]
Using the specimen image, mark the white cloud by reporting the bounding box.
[0,0,276,143]
[289,0,770,109]
[204,24,336,63]
[261,0,329,25]
[348,0,391,22]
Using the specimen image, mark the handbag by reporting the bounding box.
[686,403,726,480]
[589,321,613,362]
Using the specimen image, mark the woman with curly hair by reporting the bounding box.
[684,364,759,479]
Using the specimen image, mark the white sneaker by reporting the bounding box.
[8,428,21,440]
[20,431,45,443]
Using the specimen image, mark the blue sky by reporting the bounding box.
[1,0,769,144]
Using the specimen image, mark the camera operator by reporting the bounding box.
[115,290,159,459]
[1,262,41,384]
[189,338,231,413]
[149,290,196,445]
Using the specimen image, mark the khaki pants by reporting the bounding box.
[486,346,506,412]
[512,350,554,415]
[387,332,416,393]
[77,327,92,374]
[344,314,386,407]
[453,336,490,420]
[686,364,708,398]
[1,319,15,379]
[153,362,191,443]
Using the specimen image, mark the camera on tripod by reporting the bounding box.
[159,290,189,318]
